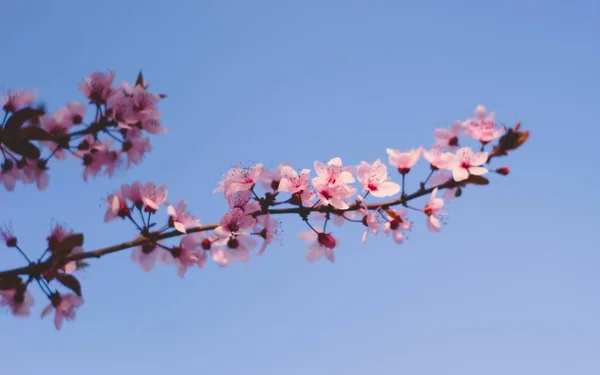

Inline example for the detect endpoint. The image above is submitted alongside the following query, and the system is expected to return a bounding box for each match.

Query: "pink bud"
[496,167,510,176]
[317,233,337,249]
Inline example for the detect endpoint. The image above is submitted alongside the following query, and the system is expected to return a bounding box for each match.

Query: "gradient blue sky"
[1,1,599,374]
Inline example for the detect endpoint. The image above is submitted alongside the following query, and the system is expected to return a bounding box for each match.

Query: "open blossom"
[19,159,50,191]
[278,166,315,205]
[214,164,264,197]
[140,182,168,213]
[132,242,166,272]
[0,287,34,317]
[227,190,260,215]
[122,128,152,167]
[312,157,356,210]
[1,159,18,191]
[79,70,114,104]
[354,207,379,247]
[441,147,488,182]
[41,292,84,330]
[162,233,207,278]
[215,207,256,237]
[383,209,412,244]
[386,147,423,174]
[464,105,505,143]
[2,89,36,112]
[424,188,445,232]
[433,121,462,149]
[356,159,401,198]
[167,200,199,233]
[261,163,290,191]
[104,185,132,222]
[298,229,337,263]
[423,147,451,169]
[255,215,279,255]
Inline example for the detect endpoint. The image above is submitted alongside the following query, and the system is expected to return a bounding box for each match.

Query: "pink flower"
[422,147,451,170]
[254,214,279,255]
[214,207,256,237]
[356,159,401,198]
[311,157,356,210]
[79,71,114,105]
[122,128,152,167]
[383,209,412,244]
[386,147,423,174]
[212,231,257,263]
[0,287,34,317]
[162,233,207,278]
[433,121,462,149]
[260,163,290,191]
[41,292,84,330]
[140,182,168,213]
[277,166,315,205]
[441,147,488,182]
[2,89,36,112]
[355,207,379,247]
[131,242,165,273]
[227,190,260,215]
[20,158,49,191]
[297,229,337,263]
[424,188,445,232]
[1,159,18,191]
[167,200,199,233]
[464,105,505,144]
[104,185,131,222]
[214,163,264,197]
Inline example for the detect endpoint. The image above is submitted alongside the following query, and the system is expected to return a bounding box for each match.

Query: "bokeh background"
[1,1,599,374]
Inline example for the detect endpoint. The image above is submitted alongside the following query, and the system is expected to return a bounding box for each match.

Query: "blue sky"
[1,1,599,374]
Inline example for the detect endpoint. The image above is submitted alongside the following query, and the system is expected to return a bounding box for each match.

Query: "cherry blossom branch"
[0,70,530,330]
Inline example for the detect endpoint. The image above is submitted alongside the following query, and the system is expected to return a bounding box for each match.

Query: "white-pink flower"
[464,105,505,143]
[214,164,264,197]
[140,182,168,213]
[41,292,84,330]
[441,147,488,182]
[424,188,445,232]
[311,157,356,210]
[0,288,34,317]
[297,229,337,263]
[383,209,412,244]
[167,200,199,233]
[278,166,315,205]
[433,121,462,149]
[356,159,401,198]
[386,147,423,174]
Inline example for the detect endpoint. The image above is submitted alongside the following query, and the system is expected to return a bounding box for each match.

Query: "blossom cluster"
[0,70,530,331]
[0,71,166,191]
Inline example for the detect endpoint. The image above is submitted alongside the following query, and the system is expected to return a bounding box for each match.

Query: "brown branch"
[0,178,461,279]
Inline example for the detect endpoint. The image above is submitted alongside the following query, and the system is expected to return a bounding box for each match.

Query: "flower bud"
[317,232,337,249]
[496,167,510,176]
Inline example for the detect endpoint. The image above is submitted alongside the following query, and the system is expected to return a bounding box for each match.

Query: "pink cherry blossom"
[122,128,152,167]
[433,121,462,149]
[19,158,50,191]
[277,166,315,205]
[167,200,198,233]
[354,207,379,247]
[297,229,337,263]
[386,147,423,174]
[41,292,84,330]
[162,233,207,278]
[131,243,166,273]
[464,105,505,144]
[2,89,36,112]
[356,159,401,198]
[0,160,18,191]
[104,185,131,222]
[423,147,451,169]
[441,147,488,182]
[227,190,260,215]
[261,163,290,191]
[311,158,356,210]
[215,207,256,238]
[255,214,279,255]
[214,163,264,197]
[383,209,412,244]
[79,70,114,105]
[424,188,445,232]
[0,287,34,317]
[140,182,168,213]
